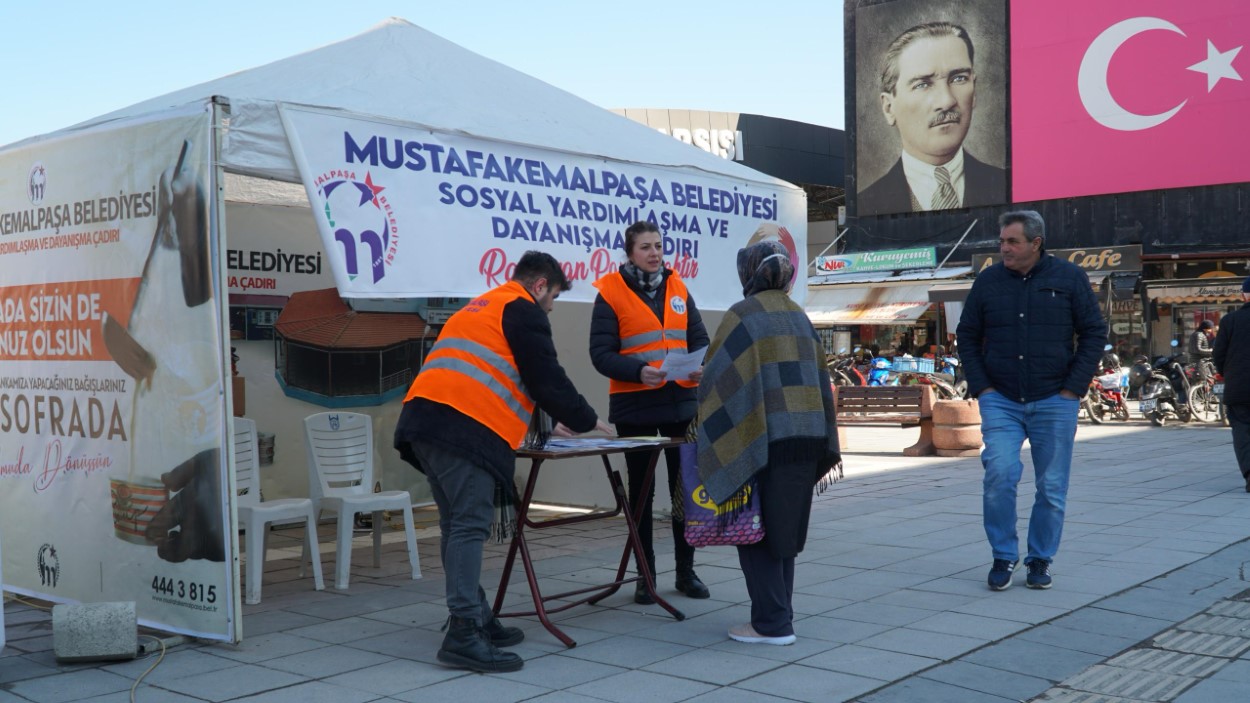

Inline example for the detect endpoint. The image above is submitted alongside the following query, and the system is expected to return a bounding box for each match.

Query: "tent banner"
[281,106,808,309]
[0,108,238,642]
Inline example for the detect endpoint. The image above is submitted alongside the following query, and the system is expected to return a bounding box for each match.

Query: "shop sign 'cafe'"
[972,245,1142,273]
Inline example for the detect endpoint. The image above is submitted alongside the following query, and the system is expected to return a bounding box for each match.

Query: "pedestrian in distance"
[1212,278,1250,493]
[1189,319,1215,381]
[589,221,711,604]
[956,210,1106,591]
[394,250,612,673]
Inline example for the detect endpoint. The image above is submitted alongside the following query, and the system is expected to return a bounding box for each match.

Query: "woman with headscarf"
[697,240,840,645]
[589,221,711,603]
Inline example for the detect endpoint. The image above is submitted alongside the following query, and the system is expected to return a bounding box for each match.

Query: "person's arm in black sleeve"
[1214,318,1232,375]
[503,297,598,432]
[955,279,992,397]
[588,294,648,383]
[686,293,709,352]
[1064,270,1109,396]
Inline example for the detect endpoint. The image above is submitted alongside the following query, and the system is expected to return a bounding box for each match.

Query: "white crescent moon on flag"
[1078,17,1188,131]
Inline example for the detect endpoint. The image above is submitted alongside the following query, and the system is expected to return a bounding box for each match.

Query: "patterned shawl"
[696,287,841,504]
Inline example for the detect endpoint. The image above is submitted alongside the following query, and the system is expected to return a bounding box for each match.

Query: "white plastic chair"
[303,412,420,589]
[234,417,324,604]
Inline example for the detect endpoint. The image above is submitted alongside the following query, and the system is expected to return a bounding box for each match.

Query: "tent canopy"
[16,18,797,192]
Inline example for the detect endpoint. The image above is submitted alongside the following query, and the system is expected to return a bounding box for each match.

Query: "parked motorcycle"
[938,355,968,399]
[867,357,897,386]
[1083,346,1130,423]
[828,347,868,387]
[1140,340,1193,426]
[1127,354,1152,401]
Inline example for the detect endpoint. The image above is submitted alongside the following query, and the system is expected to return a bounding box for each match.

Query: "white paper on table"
[658,347,707,381]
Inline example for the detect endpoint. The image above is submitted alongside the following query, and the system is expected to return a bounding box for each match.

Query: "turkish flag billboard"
[1012,0,1249,202]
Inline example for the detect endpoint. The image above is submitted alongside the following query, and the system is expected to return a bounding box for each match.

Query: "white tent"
[19,18,795,192]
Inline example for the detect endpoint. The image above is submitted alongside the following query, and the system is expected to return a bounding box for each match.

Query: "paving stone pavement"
[4,420,1250,702]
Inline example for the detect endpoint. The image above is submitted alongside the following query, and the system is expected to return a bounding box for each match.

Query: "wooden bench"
[832,385,936,456]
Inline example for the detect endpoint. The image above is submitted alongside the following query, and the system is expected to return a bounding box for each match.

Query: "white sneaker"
[728,622,796,646]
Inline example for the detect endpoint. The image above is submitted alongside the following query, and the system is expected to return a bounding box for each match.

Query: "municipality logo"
[315,170,398,285]
[37,543,60,588]
[28,162,47,204]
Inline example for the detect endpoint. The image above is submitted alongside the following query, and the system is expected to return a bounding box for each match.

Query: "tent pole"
[935,220,979,271]
[209,98,243,645]
[808,227,848,269]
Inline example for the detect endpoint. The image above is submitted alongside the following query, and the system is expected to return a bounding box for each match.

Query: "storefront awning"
[928,281,972,303]
[1147,281,1245,304]
[806,284,934,325]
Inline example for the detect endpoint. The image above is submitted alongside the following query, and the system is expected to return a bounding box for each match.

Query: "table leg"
[592,449,685,622]
[492,458,540,618]
[495,448,685,648]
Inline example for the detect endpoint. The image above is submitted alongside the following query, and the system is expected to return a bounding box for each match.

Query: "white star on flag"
[1187,40,1242,92]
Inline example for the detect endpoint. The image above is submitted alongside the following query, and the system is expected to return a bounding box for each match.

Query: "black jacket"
[589,269,709,425]
[956,254,1107,402]
[1214,303,1250,405]
[394,293,598,484]
[857,151,1007,217]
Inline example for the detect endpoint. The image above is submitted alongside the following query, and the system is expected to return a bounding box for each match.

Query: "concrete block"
[52,602,137,662]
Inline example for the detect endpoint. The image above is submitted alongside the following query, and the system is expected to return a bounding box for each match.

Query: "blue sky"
[1,0,843,146]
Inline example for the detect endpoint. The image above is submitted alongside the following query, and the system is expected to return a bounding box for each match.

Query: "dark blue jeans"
[978,391,1079,565]
[409,440,497,622]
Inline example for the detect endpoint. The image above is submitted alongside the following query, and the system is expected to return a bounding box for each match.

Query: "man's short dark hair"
[512,250,571,292]
[879,21,975,95]
[999,210,1046,242]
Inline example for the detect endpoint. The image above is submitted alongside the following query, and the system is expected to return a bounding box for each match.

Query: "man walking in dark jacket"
[957,211,1106,591]
[1212,279,1250,493]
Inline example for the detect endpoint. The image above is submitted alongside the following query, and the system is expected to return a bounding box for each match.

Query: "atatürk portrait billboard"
[854,0,1008,217]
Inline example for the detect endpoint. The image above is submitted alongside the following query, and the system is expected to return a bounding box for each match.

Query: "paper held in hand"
[658,347,707,381]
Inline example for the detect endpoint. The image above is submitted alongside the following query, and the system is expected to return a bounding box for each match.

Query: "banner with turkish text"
[0,108,237,642]
[1012,0,1250,201]
[281,106,808,309]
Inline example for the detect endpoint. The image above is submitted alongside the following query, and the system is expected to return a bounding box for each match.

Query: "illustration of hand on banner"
[100,139,225,563]
[145,448,225,562]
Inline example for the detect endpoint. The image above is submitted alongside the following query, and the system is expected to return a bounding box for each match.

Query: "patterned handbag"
[679,442,765,547]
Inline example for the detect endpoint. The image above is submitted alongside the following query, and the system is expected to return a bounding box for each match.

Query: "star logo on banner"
[355,172,386,206]
[1187,40,1243,92]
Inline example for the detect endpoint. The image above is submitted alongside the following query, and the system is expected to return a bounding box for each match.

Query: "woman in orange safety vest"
[589,221,711,604]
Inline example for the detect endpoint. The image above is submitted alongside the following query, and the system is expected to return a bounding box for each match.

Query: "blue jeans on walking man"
[978,392,1080,565]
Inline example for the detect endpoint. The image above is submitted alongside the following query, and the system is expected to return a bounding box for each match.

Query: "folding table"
[491,438,687,647]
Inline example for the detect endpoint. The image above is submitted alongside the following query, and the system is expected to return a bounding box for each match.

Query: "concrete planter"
[932,399,983,457]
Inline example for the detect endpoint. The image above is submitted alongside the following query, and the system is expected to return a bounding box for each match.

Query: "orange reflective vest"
[404,281,535,448]
[594,271,698,394]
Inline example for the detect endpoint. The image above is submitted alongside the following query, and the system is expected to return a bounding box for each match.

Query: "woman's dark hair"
[623,220,661,256]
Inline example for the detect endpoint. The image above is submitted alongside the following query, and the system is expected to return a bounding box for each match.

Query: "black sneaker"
[987,559,1017,591]
[1026,560,1052,589]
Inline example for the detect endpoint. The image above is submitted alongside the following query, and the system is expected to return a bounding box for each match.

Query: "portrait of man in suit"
[857,16,1007,217]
